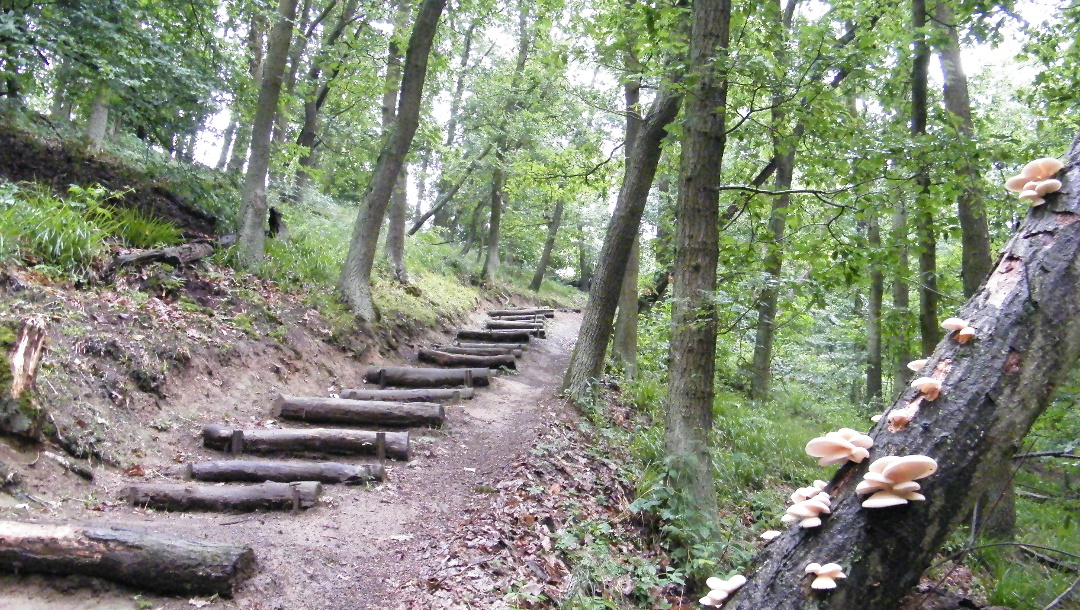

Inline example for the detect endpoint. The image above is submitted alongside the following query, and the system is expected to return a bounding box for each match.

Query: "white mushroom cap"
[870,413,882,422]
[957,327,976,344]
[941,317,968,331]
[907,358,928,371]
[861,490,910,508]
[805,429,874,465]
[1004,174,1030,192]
[805,562,847,589]
[1034,179,1062,196]
[1019,190,1045,206]
[882,455,938,481]
[909,377,942,400]
[760,530,781,541]
[858,455,939,508]
[1022,157,1064,180]
[701,574,746,605]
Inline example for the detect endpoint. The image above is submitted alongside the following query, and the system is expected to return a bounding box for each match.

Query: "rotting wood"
[456,330,534,343]
[430,345,523,358]
[0,520,255,597]
[417,348,516,369]
[273,394,445,427]
[203,424,410,460]
[364,365,491,388]
[188,460,384,485]
[108,242,215,272]
[455,341,528,350]
[339,387,474,402]
[8,316,46,400]
[487,308,554,317]
[127,480,322,512]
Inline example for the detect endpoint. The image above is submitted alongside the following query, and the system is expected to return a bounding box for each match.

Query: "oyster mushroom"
[700,574,746,606]
[781,491,831,528]
[856,455,938,508]
[907,358,928,372]
[805,562,847,589]
[805,428,874,466]
[909,377,942,400]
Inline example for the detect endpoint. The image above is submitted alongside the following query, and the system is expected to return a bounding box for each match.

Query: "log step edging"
[187,460,384,485]
[203,424,410,460]
[431,344,523,358]
[487,308,555,317]
[339,387,475,401]
[457,330,535,343]
[273,394,445,428]
[364,365,491,388]
[417,348,516,370]
[0,519,255,597]
[126,481,322,513]
[455,341,528,350]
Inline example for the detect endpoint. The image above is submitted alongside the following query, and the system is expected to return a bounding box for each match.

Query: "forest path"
[0,310,581,610]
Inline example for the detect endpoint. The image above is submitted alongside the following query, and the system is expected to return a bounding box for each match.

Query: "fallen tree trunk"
[430,345,523,358]
[108,242,214,272]
[487,308,554,317]
[338,387,474,401]
[417,348,516,369]
[364,365,491,388]
[273,394,445,427]
[455,341,528,350]
[203,424,410,460]
[188,460,383,485]
[727,137,1080,609]
[127,481,321,512]
[485,320,544,331]
[0,520,255,597]
[456,330,534,343]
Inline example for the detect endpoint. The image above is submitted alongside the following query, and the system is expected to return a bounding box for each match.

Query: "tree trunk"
[383,0,415,284]
[665,0,730,522]
[409,143,495,234]
[0,520,255,597]
[417,349,516,369]
[202,424,410,460]
[273,394,445,427]
[339,387,474,401]
[444,19,476,150]
[529,199,564,290]
[867,210,884,402]
[726,131,1080,610]
[127,481,322,513]
[892,198,914,388]
[227,14,267,174]
[86,85,110,153]
[189,460,383,485]
[560,90,681,401]
[934,3,992,298]
[338,0,446,321]
[612,76,643,376]
[236,0,300,267]
[216,118,237,170]
[364,365,491,388]
[912,0,939,357]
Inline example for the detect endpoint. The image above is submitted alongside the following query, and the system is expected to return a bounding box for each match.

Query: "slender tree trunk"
[665,0,730,524]
[383,0,414,284]
[727,130,1080,610]
[560,89,681,400]
[912,0,939,357]
[414,153,430,222]
[409,143,494,234]
[867,210,884,402]
[934,3,992,298]
[86,85,110,152]
[576,221,593,290]
[216,119,238,170]
[270,0,313,191]
[612,76,643,376]
[482,164,505,285]
[339,0,446,320]
[50,59,69,120]
[432,20,477,231]
[236,0,300,267]
[229,15,267,174]
[892,198,913,388]
[529,199,564,291]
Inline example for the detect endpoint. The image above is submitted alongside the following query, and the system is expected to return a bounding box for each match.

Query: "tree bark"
[892,198,914,388]
[127,481,321,512]
[934,3,992,298]
[912,0,939,357]
[482,164,505,285]
[203,424,410,460]
[560,89,681,401]
[665,0,730,520]
[86,85,110,153]
[216,119,237,170]
[529,199,564,290]
[726,131,1080,610]
[273,394,445,427]
[0,520,255,597]
[363,365,491,388]
[338,0,446,321]
[867,210,884,401]
[339,387,474,401]
[236,0,300,267]
[417,349,516,369]
[612,72,643,376]
[383,0,415,284]
[228,14,267,174]
[189,460,383,485]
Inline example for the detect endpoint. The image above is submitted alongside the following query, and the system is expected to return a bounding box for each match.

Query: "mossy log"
[273,394,445,427]
[1,316,47,438]
[339,387,474,402]
[127,481,321,512]
[188,460,383,485]
[364,365,491,388]
[487,308,554,317]
[202,424,410,460]
[727,137,1080,609]
[430,345,523,358]
[0,520,255,597]
[456,330,534,343]
[417,348,516,369]
[455,341,528,350]
[109,242,215,271]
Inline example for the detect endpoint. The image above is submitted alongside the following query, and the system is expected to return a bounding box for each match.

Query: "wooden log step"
[486,320,544,331]
[487,308,555,317]
[455,341,529,350]
[0,520,255,597]
[203,424,410,460]
[187,460,383,485]
[431,344,523,358]
[487,313,545,322]
[364,365,491,388]
[418,348,516,370]
[457,330,533,343]
[273,394,445,428]
[127,481,321,513]
[339,387,475,402]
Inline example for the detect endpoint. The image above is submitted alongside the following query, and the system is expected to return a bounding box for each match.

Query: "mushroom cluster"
[942,317,976,345]
[805,428,874,465]
[782,487,831,528]
[805,562,847,589]
[909,376,943,400]
[1005,157,1064,206]
[856,455,939,508]
[791,480,828,503]
[700,574,746,606]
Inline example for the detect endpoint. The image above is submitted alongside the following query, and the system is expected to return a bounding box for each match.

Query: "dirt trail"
[0,311,580,610]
